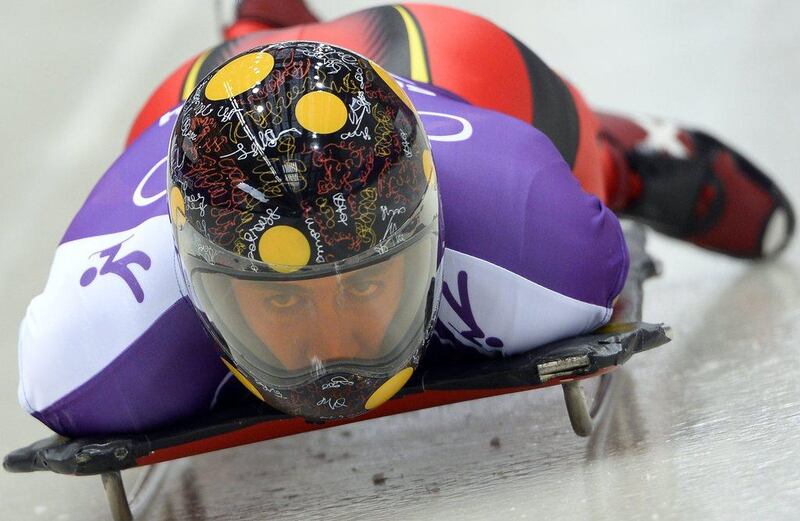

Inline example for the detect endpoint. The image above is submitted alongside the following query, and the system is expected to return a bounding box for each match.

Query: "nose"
[308,296,361,361]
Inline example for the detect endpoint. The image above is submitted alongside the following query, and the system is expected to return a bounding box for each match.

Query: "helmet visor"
[183,225,438,389]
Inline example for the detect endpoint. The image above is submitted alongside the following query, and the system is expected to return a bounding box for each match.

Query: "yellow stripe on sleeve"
[393,5,430,83]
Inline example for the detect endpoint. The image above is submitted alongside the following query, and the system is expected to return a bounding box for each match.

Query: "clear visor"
[182,224,438,389]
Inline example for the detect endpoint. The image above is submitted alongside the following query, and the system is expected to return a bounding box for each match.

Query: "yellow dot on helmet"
[258,225,311,273]
[221,358,264,401]
[365,367,414,410]
[422,149,435,184]
[369,60,415,110]
[205,51,275,101]
[169,186,186,228]
[294,91,348,134]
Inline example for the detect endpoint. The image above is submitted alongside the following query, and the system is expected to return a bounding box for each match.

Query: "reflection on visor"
[187,232,437,388]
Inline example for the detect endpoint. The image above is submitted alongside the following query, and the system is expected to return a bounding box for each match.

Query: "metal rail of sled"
[3,223,670,521]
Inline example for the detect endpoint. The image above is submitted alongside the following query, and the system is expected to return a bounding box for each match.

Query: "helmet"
[168,41,442,421]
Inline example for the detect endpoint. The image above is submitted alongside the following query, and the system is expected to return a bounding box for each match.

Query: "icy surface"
[1,1,799,520]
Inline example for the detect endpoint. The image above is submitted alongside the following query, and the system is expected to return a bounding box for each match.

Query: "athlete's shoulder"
[403,75,628,326]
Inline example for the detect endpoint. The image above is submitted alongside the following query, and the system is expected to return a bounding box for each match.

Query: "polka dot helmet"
[168,42,442,421]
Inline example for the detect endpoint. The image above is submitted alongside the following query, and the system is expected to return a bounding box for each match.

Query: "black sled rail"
[4,223,670,520]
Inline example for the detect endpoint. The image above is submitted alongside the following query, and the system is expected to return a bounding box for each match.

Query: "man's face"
[231,255,406,371]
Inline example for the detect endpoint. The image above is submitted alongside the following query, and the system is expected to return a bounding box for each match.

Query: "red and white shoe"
[599,112,794,259]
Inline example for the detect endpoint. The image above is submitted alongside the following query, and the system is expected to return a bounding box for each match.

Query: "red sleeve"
[126,54,199,146]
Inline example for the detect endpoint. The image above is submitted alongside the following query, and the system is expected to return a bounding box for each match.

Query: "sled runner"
[4,222,670,520]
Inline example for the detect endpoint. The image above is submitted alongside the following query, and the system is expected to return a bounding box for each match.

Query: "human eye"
[346,280,382,299]
[265,293,301,310]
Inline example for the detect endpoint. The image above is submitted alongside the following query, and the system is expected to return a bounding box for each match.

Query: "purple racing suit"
[17,76,628,436]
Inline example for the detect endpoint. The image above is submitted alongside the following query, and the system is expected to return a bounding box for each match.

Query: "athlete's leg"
[131,2,793,259]
[129,2,608,202]
[224,2,795,258]
[386,4,608,200]
[224,0,318,38]
[597,112,794,258]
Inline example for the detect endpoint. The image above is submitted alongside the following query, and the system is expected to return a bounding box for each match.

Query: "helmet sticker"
[257,225,311,273]
[294,91,349,134]
[205,51,275,101]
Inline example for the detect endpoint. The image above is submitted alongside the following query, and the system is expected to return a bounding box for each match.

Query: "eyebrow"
[258,283,311,296]
[342,259,393,284]
[241,257,395,295]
